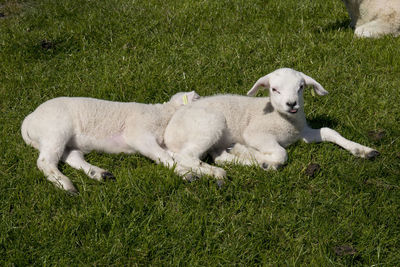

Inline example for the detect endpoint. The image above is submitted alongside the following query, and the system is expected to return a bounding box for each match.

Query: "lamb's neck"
[276,109,307,131]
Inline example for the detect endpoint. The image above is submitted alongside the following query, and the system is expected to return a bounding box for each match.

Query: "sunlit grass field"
[1,0,399,265]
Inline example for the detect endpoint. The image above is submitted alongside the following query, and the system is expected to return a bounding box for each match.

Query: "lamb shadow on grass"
[318,18,353,33]
[307,114,338,129]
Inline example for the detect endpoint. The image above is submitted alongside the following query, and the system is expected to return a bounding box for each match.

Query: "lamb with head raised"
[164,68,379,184]
[21,91,200,194]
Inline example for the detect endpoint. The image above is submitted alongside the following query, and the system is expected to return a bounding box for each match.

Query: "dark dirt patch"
[368,130,385,142]
[41,40,55,50]
[305,163,320,177]
[333,245,357,256]
[365,179,399,190]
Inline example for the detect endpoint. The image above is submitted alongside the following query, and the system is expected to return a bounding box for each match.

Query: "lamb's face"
[247,68,328,116]
[268,70,305,115]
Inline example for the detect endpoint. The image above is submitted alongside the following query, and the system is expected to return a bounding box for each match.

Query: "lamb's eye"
[272,88,280,94]
[299,85,304,91]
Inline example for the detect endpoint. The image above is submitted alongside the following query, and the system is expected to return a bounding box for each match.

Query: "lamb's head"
[247,68,328,115]
[168,91,201,107]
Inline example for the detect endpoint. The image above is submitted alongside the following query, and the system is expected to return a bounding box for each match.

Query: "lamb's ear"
[187,91,201,103]
[181,91,201,105]
[247,74,271,96]
[299,72,329,96]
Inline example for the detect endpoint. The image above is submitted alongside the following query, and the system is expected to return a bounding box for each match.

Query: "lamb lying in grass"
[164,68,379,184]
[342,0,400,37]
[21,91,199,194]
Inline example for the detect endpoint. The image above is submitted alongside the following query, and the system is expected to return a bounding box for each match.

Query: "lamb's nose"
[286,101,297,108]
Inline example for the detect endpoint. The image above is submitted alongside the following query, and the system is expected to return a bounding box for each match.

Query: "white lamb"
[342,0,400,37]
[164,68,379,184]
[21,91,200,194]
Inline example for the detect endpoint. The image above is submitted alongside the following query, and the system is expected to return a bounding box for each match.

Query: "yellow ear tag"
[311,89,316,97]
[182,94,188,105]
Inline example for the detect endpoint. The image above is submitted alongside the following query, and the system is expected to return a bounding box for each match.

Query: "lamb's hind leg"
[61,149,115,181]
[164,107,228,184]
[125,133,225,182]
[37,145,77,194]
[123,133,176,167]
[121,132,198,179]
[172,149,227,182]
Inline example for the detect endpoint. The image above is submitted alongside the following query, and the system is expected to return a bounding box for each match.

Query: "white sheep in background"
[21,91,200,194]
[342,0,400,37]
[164,68,379,184]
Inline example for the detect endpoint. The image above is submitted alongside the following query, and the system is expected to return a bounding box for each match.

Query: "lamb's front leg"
[242,132,288,170]
[211,146,255,166]
[301,127,379,159]
[354,20,393,38]
[212,144,278,169]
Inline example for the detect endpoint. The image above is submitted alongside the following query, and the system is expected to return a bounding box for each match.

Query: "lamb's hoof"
[101,171,116,181]
[216,179,225,188]
[262,163,268,170]
[262,162,284,170]
[366,150,380,159]
[67,187,79,196]
[184,173,198,183]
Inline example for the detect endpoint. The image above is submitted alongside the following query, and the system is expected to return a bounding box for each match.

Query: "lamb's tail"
[21,114,39,149]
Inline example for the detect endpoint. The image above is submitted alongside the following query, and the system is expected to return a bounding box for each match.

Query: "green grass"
[1,0,400,265]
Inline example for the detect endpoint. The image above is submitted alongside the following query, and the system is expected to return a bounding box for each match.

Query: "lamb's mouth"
[289,109,298,114]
